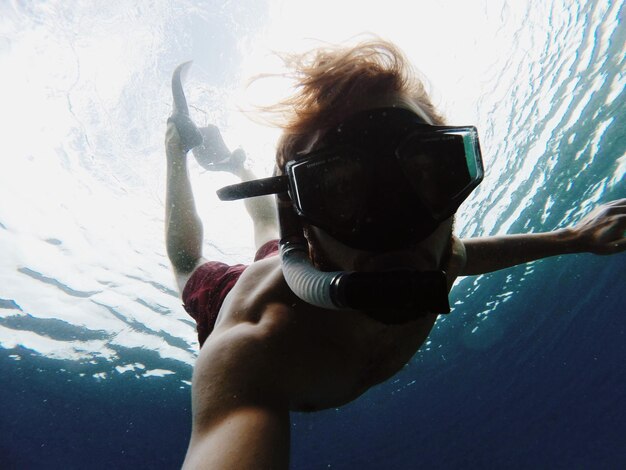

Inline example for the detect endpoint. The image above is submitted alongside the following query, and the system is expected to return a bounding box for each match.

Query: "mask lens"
[289,145,436,250]
[397,127,483,219]
[284,112,484,250]
[289,149,369,229]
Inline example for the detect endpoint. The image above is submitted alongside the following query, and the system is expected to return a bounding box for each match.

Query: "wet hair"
[261,38,454,262]
[262,38,446,170]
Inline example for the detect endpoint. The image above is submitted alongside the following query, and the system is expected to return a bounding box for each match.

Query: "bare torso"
[203,255,438,411]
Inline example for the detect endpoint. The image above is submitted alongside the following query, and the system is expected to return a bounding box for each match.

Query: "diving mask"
[218,107,484,250]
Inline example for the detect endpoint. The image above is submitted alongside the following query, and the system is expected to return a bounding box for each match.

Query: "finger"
[595,214,626,253]
[602,205,626,216]
[599,199,626,214]
[606,214,626,235]
[603,238,626,255]
[586,202,626,221]
[605,198,626,207]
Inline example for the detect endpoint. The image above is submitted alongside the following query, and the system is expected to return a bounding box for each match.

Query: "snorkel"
[276,192,451,323]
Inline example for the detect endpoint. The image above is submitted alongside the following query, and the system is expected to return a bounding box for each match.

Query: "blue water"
[1,0,625,468]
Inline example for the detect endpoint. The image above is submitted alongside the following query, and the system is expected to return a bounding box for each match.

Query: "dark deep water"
[1,0,625,468]
[2,253,625,468]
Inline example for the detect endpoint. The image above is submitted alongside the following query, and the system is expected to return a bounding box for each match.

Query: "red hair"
[258,39,446,170]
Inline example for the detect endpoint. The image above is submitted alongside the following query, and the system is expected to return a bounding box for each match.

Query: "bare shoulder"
[212,255,293,331]
[236,254,285,295]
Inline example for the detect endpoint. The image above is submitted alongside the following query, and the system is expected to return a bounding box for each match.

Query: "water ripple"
[17,267,101,298]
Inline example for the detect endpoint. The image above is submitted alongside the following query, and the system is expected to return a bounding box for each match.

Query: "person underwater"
[163,40,626,469]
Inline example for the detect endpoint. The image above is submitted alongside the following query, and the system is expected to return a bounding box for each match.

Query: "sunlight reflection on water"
[0,0,623,388]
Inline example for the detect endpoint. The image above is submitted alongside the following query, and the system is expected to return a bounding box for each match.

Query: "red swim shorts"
[182,239,279,347]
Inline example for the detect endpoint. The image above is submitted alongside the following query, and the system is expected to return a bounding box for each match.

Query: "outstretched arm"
[461,199,626,276]
[183,308,292,470]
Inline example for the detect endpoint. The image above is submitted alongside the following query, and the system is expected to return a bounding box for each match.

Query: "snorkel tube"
[169,61,203,152]
[277,192,451,323]
[277,192,341,309]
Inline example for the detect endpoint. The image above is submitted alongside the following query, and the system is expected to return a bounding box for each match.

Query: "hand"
[443,235,467,291]
[568,199,626,255]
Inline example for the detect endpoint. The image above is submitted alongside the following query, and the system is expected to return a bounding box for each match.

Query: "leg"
[194,126,279,250]
[165,123,206,293]
[233,161,279,250]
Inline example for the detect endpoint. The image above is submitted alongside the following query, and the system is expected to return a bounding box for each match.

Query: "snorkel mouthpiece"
[169,61,203,152]
[332,270,450,322]
[280,239,450,322]
[278,196,450,323]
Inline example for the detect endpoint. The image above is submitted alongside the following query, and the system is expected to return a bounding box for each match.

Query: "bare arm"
[461,230,576,275]
[461,199,626,276]
[183,406,289,470]
[183,310,291,470]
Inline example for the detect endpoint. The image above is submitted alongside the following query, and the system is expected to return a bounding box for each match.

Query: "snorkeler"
[164,41,626,469]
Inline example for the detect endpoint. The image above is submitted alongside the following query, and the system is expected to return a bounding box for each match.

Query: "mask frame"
[218,107,484,251]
